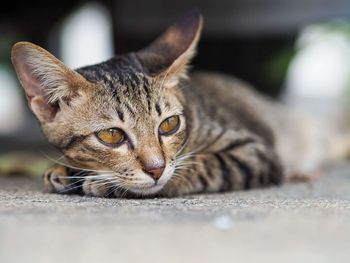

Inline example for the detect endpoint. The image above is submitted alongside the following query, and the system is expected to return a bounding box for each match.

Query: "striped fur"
[13,10,286,198]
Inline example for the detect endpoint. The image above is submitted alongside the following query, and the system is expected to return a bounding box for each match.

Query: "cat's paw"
[43,165,72,193]
[82,178,113,197]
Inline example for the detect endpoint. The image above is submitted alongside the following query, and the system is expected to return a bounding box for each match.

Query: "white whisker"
[44,154,113,174]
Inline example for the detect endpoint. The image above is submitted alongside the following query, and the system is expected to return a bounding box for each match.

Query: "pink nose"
[143,165,165,181]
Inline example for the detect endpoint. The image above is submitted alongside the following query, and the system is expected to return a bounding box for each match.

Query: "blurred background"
[1,3,350,261]
[1,0,350,158]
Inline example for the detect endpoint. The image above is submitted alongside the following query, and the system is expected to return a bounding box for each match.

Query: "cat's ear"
[137,9,203,86]
[11,42,87,123]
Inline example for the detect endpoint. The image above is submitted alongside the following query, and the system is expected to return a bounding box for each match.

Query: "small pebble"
[213,215,235,230]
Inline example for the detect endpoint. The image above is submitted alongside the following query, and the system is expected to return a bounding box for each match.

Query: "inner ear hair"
[11,42,87,122]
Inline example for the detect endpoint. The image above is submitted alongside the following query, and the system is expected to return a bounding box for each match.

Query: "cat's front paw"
[82,178,114,197]
[43,165,74,194]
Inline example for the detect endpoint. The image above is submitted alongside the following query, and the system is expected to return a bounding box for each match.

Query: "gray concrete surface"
[0,164,350,263]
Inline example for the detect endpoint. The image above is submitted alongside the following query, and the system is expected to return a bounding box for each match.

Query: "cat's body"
[40,70,284,197]
[165,72,284,195]
[11,10,348,198]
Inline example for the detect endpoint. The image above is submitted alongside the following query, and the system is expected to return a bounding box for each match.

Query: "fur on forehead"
[65,67,184,132]
[76,55,184,109]
[87,71,184,118]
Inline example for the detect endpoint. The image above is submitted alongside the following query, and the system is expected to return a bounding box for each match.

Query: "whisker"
[59,175,114,193]
[111,181,130,197]
[121,187,130,198]
[55,174,113,180]
[175,136,191,157]
[44,155,113,174]
[179,161,199,167]
[171,172,188,182]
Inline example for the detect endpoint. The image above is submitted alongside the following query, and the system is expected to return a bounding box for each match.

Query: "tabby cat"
[11,10,348,197]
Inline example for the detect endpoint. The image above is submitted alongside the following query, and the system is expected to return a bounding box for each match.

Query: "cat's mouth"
[115,166,174,196]
[127,174,171,195]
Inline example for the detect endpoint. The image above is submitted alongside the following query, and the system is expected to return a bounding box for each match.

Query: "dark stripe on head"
[164,100,171,109]
[117,110,125,122]
[143,85,152,112]
[124,102,136,116]
[214,153,233,191]
[155,103,162,116]
[143,83,150,96]
[147,98,151,112]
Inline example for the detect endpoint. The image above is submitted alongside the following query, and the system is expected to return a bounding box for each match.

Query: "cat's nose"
[139,147,165,181]
[143,165,165,181]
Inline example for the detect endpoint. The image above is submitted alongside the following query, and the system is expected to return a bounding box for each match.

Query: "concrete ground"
[0,164,349,263]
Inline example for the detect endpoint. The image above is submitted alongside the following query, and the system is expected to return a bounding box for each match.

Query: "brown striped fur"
[12,10,288,197]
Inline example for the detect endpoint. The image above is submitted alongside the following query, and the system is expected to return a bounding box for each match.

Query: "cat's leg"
[43,165,82,194]
[162,141,284,197]
[44,165,115,197]
[215,142,284,190]
[81,178,115,197]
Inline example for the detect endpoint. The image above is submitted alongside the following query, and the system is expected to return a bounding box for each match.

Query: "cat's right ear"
[11,42,87,123]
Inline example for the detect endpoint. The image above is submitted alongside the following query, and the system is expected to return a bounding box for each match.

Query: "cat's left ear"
[136,9,203,87]
[11,42,87,123]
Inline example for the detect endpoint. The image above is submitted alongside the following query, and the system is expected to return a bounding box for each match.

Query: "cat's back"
[187,71,281,144]
[188,71,277,118]
[188,71,334,175]
[190,71,254,97]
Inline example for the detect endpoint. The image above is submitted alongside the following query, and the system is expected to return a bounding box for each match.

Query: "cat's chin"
[127,183,165,196]
[126,167,174,196]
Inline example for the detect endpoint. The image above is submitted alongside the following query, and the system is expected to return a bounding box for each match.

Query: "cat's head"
[11,9,202,195]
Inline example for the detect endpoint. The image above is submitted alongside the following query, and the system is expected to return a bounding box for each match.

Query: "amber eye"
[96,128,125,146]
[159,115,180,136]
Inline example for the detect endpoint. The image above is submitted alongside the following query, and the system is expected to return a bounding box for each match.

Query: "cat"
[11,10,350,197]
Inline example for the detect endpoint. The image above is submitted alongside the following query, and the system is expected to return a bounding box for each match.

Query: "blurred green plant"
[0,35,16,64]
[264,47,296,87]
[321,20,350,38]
[0,152,54,177]
[264,20,350,98]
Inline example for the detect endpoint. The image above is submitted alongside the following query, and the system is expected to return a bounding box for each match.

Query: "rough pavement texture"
[0,164,349,263]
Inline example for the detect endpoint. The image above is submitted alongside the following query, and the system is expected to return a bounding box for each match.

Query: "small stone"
[213,215,234,230]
